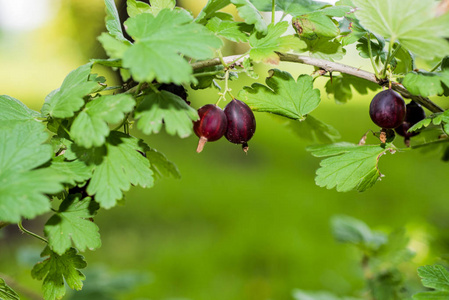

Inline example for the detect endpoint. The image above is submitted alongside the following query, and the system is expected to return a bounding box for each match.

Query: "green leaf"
[402,71,449,97]
[392,46,414,74]
[413,291,449,300]
[330,215,386,249]
[231,0,267,33]
[71,94,135,148]
[249,0,324,14]
[127,0,175,17]
[196,0,231,23]
[32,247,87,300]
[0,95,41,123]
[341,18,366,46]
[356,36,387,60]
[0,122,65,223]
[91,58,123,68]
[206,17,251,43]
[45,195,101,255]
[41,63,100,118]
[417,265,449,291]
[146,148,181,180]
[307,143,394,192]
[293,12,339,39]
[97,33,131,59]
[127,0,152,17]
[104,0,128,42]
[249,21,305,63]
[303,37,345,61]
[239,69,320,120]
[353,0,449,59]
[48,160,93,186]
[135,90,198,138]
[0,278,20,300]
[286,115,340,143]
[122,10,222,84]
[325,73,379,104]
[320,5,352,17]
[280,0,324,16]
[78,132,154,209]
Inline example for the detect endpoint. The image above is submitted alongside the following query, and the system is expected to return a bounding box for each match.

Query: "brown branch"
[191,52,444,113]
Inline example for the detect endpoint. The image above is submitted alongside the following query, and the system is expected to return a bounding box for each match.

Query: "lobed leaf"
[196,0,231,23]
[230,0,267,33]
[75,132,154,209]
[45,195,101,255]
[0,121,65,223]
[402,71,449,97]
[417,265,449,291]
[127,0,175,17]
[206,17,251,43]
[48,160,93,186]
[32,247,87,300]
[0,95,41,123]
[307,143,395,192]
[240,69,320,120]
[122,9,222,84]
[135,90,198,138]
[249,21,305,63]
[97,33,131,59]
[41,63,100,118]
[71,94,135,148]
[353,0,449,59]
[293,12,339,39]
[146,148,181,180]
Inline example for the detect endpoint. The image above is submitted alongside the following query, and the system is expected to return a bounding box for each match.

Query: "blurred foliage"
[1,1,449,300]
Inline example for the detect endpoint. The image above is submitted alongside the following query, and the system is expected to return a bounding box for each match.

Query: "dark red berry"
[224,99,256,153]
[159,83,190,105]
[369,89,406,129]
[395,101,426,139]
[193,104,227,153]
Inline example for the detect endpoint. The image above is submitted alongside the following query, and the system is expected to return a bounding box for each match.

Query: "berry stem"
[216,69,235,105]
[271,0,276,24]
[196,136,208,153]
[17,221,48,244]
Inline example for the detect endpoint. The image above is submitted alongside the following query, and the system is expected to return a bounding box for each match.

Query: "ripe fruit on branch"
[224,99,256,153]
[193,104,227,153]
[394,101,426,145]
[369,89,406,129]
[159,83,190,105]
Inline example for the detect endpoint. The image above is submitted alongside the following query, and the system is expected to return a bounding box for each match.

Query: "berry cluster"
[193,99,256,153]
[369,89,426,145]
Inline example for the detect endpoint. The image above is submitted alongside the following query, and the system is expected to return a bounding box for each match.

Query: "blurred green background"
[1,1,448,300]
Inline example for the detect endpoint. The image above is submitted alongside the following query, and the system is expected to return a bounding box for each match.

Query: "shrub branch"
[191,52,444,113]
